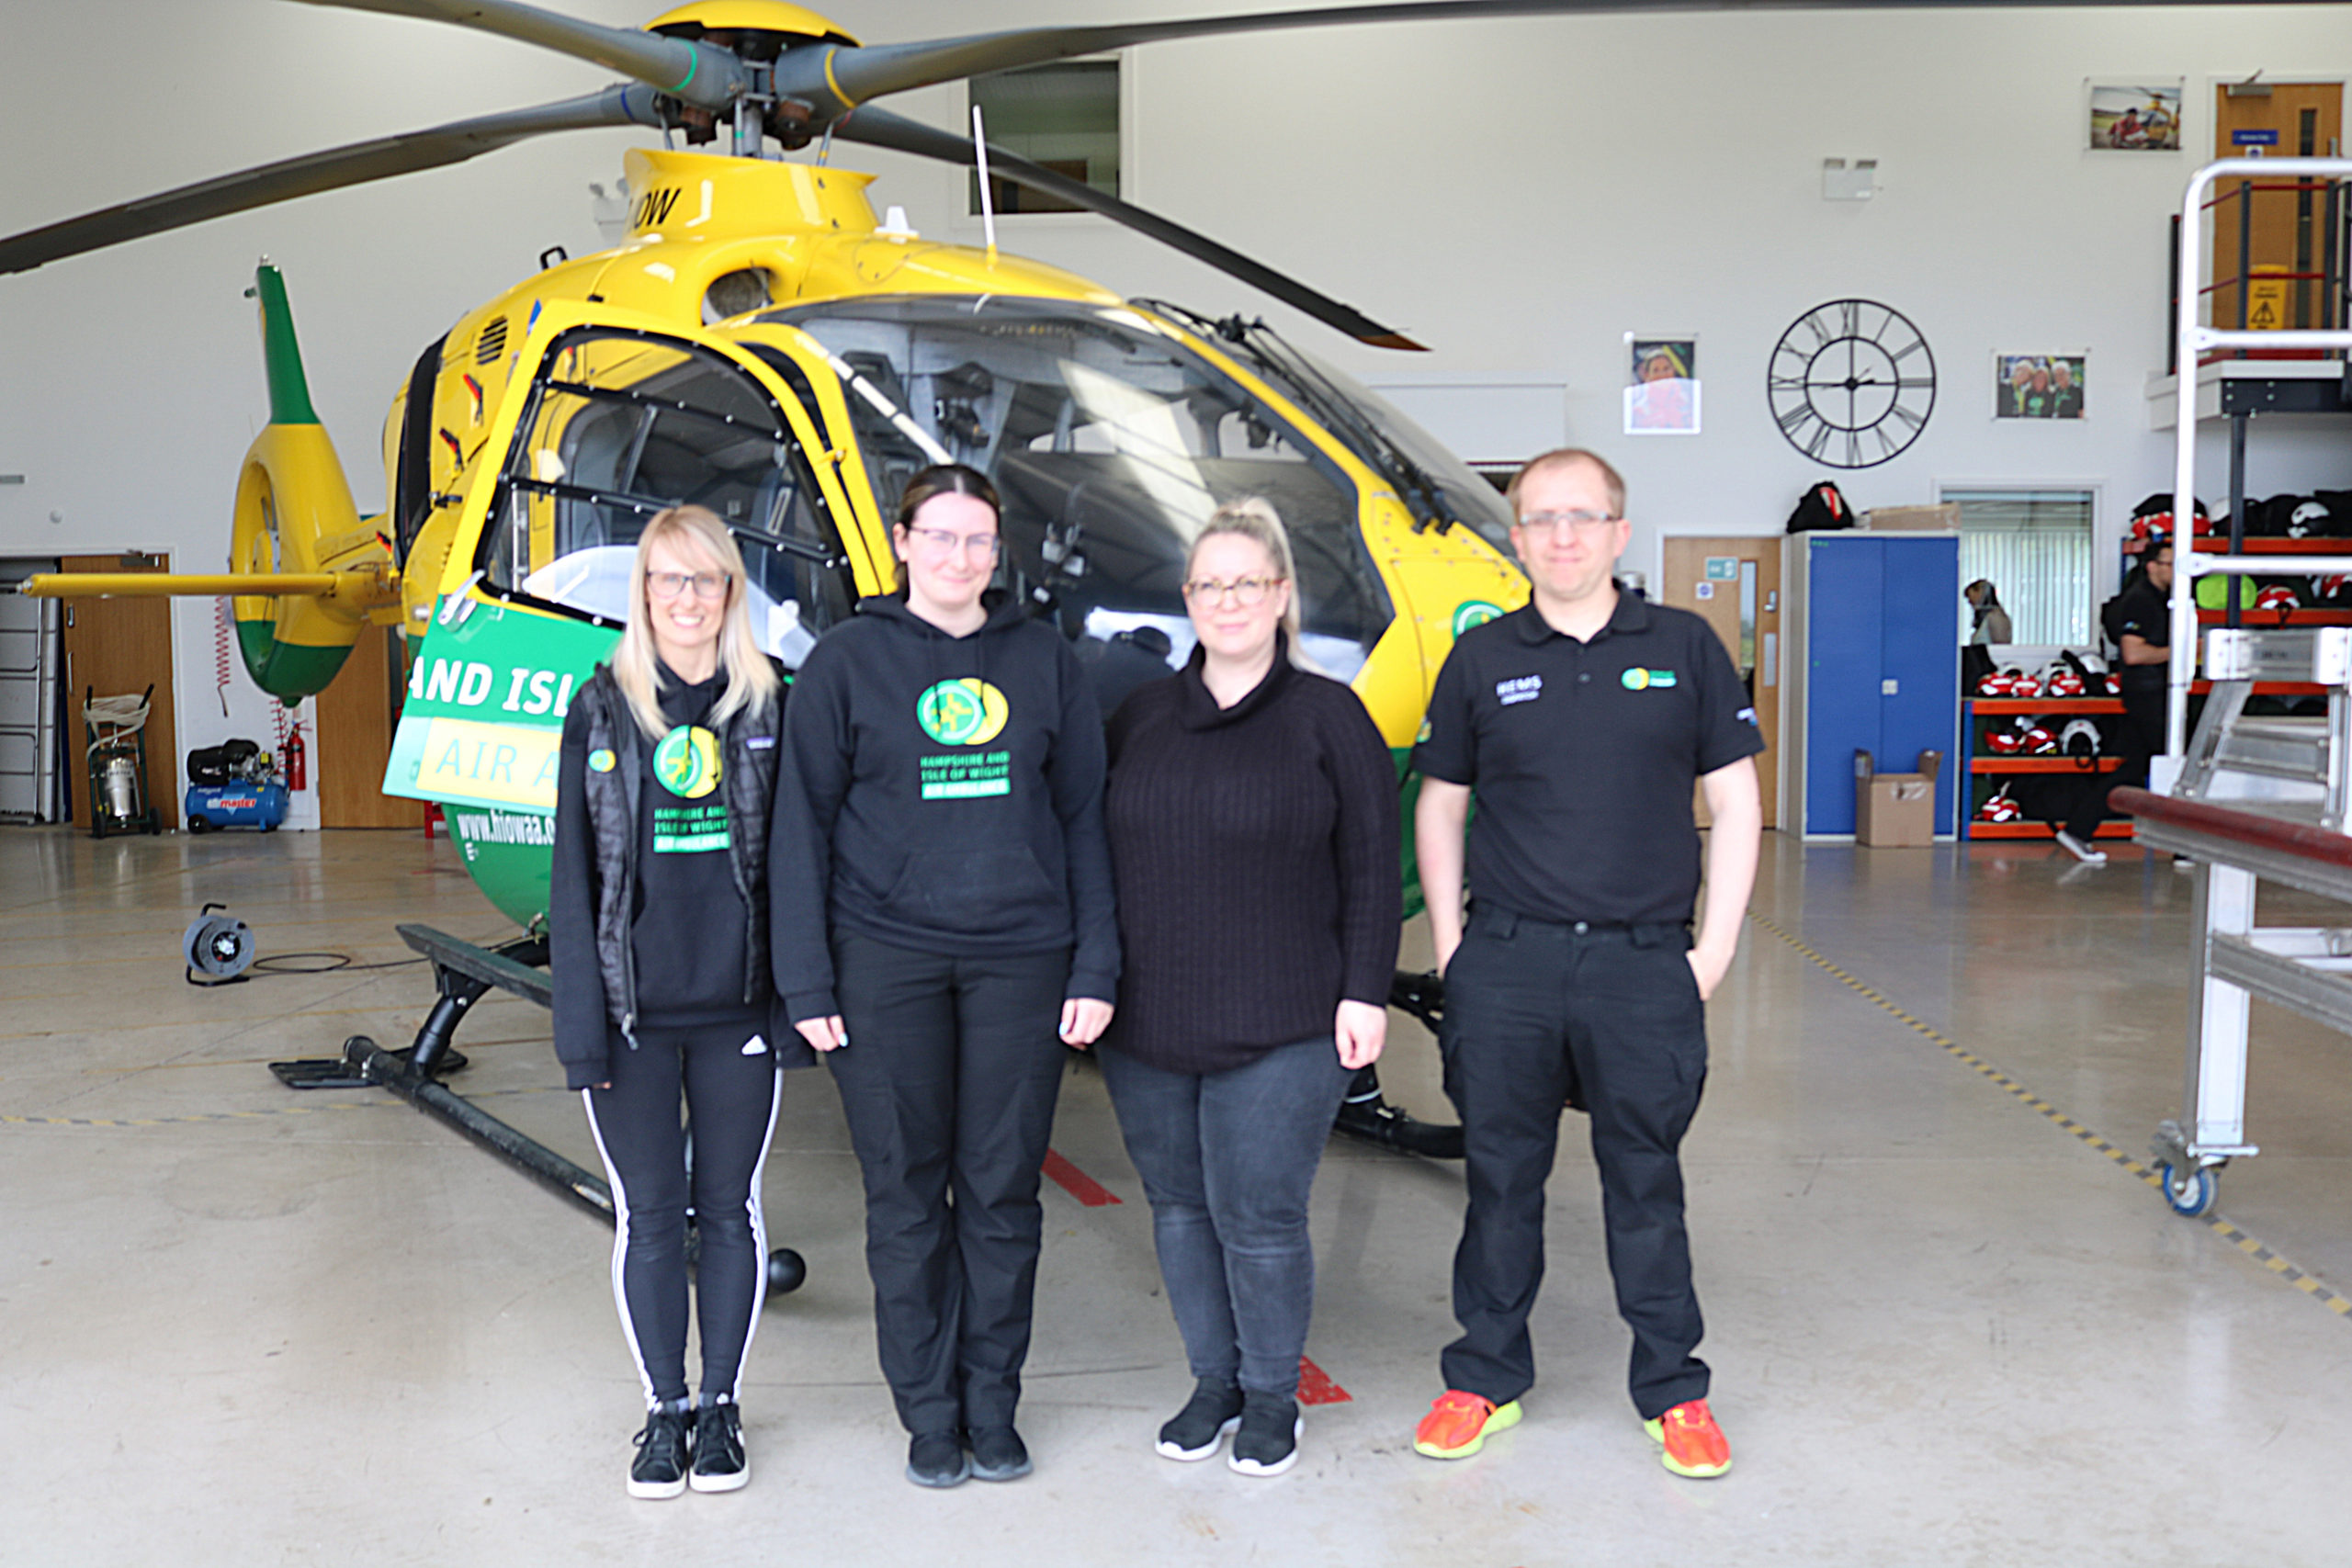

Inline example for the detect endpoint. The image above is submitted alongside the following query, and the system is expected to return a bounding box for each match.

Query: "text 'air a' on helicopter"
[6,0,1569,1190]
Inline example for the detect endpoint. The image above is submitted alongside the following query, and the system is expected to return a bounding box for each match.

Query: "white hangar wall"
[1,1,2346,767]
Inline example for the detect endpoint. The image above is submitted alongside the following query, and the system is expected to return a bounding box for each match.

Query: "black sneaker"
[628,1406,693,1499]
[966,1424,1032,1482]
[1155,1378,1244,1461]
[1228,1392,1302,1477]
[907,1429,971,1488]
[690,1401,748,1493]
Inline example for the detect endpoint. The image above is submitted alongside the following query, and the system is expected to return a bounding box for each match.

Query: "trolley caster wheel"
[2159,1161,2218,1218]
[766,1248,806,1295]
[187,815,210,834]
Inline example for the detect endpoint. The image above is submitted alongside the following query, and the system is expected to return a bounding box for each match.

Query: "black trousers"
[827,931,1071,1436]
[2064,688,2165,842]
[582,1017,785,1407]
[1437,905,1711,1421]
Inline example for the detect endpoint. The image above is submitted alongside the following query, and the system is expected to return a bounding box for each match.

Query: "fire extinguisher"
[283,723,307,792]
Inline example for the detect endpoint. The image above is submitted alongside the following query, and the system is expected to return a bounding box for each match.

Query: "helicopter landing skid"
[266,923,807,1296]
[1329,970,1467,1160]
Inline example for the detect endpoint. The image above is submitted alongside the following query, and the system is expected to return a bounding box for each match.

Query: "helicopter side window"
[773,298,1393,700]
[479,328,854,667]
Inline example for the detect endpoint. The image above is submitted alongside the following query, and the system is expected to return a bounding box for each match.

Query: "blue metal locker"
[1802,535,1960,836]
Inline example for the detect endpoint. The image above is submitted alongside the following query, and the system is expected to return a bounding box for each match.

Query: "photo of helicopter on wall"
[2087,81,2183,151]
[1624,336,1700,434]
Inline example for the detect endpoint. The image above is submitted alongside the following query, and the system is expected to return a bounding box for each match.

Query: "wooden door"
[2211,83,2344,334]
[1660,537,1781,828]
[59,552,178,830]
[314,626,422,829]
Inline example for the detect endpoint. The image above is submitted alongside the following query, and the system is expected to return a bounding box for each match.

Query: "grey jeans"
[1098,1036,1352,1397]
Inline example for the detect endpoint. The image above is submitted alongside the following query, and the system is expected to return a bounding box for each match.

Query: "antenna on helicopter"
[971,105,998,265]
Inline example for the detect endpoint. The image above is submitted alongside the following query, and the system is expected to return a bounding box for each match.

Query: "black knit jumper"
[1101,642,1401,1076]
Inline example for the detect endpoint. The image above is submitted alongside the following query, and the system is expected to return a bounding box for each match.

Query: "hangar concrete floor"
[5,822,2348,1566]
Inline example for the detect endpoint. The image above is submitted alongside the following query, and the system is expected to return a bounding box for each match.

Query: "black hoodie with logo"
[773,591,1119,1021]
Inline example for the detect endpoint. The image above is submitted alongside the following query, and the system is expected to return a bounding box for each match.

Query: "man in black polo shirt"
[1408,447,1762,1479]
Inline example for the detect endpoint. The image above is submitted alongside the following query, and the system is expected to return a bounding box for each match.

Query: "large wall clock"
[1768,299,1936,468]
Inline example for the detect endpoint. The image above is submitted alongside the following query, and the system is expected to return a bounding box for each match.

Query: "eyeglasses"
[902,525,1002,560]
[1516,510,1622,537]
[648,570,730,600]
[1182,576,1285,606]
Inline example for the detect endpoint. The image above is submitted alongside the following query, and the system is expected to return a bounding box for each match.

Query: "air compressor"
[184,739,289,832]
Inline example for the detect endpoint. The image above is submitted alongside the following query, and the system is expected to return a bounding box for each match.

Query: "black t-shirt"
[631,664,752,1023]
[1412,594,1765,927]
[2103,580,2170,697]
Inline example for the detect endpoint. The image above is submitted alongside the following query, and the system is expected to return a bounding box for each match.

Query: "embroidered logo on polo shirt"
[1495,675,1543,705]
[1736,706,1758,726]
[1621,668,1679,691]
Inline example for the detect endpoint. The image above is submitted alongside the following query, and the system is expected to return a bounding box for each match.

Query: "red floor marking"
[1296,1356,1351,1405]
[1041,1148,1120,1206]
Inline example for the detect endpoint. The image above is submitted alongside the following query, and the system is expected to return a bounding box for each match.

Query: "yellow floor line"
[1747,909,2352,1323]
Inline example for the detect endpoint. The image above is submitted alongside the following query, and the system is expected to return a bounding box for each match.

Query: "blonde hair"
[609,505,779,740]
[1192,496,1304,651]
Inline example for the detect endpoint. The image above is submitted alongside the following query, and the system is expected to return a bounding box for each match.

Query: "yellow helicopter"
[12,0,1541,931]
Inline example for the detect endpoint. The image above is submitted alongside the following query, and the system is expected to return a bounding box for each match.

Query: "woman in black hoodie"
[776,464,1117,1488]
[548,504,808,1499]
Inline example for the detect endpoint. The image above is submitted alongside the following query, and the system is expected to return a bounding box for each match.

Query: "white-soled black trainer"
[628,1406,693,1500]
[1155,1378,1245,1461]
[690,1401,748,1493]
[1227,1393,1302,1477]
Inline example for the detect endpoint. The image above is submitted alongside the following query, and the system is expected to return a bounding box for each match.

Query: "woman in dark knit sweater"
[1100,497,1401,1477]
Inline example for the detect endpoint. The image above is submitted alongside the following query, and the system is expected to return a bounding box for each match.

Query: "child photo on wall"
[1625,336,1700,434]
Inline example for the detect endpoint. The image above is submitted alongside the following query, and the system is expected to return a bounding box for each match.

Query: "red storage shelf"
[1970,757,2123,773]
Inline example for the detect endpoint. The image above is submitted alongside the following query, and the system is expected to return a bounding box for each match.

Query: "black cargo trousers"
[1437,902,1712,1421]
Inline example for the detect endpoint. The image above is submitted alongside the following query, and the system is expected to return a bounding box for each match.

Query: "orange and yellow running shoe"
[1412,1391,1522,1459]
[1643,1398,1732,1478]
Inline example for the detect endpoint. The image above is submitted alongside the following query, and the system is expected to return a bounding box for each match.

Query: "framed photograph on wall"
[2087,81,2183,151]
[1995,354,2086,420]
[1624,336,1700,434]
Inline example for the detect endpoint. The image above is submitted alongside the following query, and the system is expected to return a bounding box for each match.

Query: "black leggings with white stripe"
[582,1019,784,1407]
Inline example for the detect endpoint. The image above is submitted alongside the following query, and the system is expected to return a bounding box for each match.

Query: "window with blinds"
[1943,488,2096,647]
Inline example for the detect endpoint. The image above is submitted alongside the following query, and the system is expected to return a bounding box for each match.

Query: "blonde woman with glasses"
[1097,497,1400,1476]
[548,504,807,1499]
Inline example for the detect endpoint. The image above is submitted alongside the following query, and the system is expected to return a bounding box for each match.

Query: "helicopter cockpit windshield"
[477,328,854,666]
[754,297,1393,697]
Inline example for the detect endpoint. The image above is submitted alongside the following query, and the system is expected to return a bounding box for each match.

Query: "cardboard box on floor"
[1854,748,1943,845]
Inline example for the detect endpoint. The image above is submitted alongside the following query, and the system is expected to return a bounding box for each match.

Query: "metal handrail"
[2167,156,2352,756]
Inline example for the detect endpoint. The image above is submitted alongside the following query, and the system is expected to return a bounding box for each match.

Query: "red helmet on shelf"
[2256,583,2301,622]
[2023,724,2059,755]
[1986,725,2028,755]
[1978,787,2022,823]
[1977,671,2018,697]
[2045,669,2086,698]
[2009,672,2043,698]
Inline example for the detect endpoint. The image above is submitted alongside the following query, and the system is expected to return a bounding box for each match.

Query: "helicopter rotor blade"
[0,86,663,276]
[800,0,2345,113]
[287,0,749,110]
[831,106,1424,351]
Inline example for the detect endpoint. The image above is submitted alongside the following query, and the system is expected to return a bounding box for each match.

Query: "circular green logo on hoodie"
[916,679,1010,746]
[651,726,721,798]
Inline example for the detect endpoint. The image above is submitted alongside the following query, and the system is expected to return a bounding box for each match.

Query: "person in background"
[1965,581,2014,645]
[2058,541,2173,865]
[548,504,805,1500]
[775,463,1117,1489]
[1409,447,1762,1479]
[1098,498,1400,1478]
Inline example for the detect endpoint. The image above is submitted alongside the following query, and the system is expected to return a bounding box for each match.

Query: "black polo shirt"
[1412,593,1763,927]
